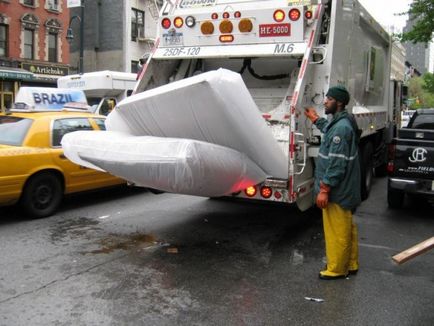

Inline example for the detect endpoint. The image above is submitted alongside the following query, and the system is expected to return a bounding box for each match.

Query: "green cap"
[326,85,350,105]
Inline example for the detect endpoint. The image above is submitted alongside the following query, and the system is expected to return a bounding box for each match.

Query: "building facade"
[0,0,70,110]
[68,0,159,74]
[403,17,432,75]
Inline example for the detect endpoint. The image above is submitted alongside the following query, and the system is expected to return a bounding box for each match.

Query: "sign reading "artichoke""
[21,63,69,76]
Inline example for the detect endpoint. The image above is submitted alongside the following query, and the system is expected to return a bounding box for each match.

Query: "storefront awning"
[0,67,34,81]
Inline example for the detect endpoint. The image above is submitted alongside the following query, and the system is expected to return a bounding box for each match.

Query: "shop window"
[0,24,7,57]
[131,8,144,42]
[48,32,57,62]
[24,28,34,59]
[0,81,14,111]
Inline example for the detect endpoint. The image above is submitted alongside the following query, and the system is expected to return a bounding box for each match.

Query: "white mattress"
[107,68,288,179]
[62,131,267,197]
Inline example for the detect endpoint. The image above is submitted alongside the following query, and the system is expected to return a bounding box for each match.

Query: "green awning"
[0,68,34,81]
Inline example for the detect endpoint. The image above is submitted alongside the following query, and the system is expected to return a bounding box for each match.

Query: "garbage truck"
[126,0,395,210]
[57,70,136,116]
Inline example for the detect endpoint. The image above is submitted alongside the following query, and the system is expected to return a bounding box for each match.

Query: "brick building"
[0,0,70,110]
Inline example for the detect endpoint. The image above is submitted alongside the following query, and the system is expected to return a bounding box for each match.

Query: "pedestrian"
[304,85,361,280]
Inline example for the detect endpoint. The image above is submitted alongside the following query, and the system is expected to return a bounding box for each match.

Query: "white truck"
[57,70,136,116]
[131,0,395,210]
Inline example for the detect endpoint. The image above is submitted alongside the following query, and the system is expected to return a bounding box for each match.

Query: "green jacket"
[314,111,361,210]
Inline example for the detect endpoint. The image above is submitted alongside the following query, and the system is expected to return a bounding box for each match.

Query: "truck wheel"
[360,143,373,200]
[387,184,404,209]
[20,172,63,218]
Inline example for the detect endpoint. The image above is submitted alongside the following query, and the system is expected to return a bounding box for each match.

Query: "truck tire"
[360,143,373,200]
[20,172,63,218]
[387,183,404,209]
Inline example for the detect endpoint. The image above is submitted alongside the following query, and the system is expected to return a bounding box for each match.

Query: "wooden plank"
[392,237,434,265]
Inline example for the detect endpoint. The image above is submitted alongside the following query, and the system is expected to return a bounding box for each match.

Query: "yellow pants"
[321,202,359,276]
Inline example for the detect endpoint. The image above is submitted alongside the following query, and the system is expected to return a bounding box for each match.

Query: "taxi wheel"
[20,172,63,218]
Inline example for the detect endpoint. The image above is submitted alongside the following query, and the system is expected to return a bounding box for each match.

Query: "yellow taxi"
[0,105,125,218]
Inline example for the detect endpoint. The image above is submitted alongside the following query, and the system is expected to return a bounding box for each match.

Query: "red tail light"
[260,186,273,198]
[289,9,301,21]
[305,10,313,19]
[387,143,396,175]
[387,162,395,174]
[161,18,171,29]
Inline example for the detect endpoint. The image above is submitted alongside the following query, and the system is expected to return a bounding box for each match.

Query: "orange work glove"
[304,107,319,123]
[316,181,331,209]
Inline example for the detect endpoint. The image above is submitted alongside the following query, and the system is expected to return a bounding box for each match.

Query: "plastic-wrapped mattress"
[62,69,288,197]
[61,131,267,197]
[107,68,288,178]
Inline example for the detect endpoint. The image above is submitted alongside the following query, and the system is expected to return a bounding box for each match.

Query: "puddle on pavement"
[82,233,165,255]
[50,216,101,243]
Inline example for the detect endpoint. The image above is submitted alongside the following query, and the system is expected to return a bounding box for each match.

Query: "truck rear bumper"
[389,178,434,196]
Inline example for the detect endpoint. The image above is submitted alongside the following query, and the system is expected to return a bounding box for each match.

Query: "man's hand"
[316,181,330,209]
[304,107,319,123]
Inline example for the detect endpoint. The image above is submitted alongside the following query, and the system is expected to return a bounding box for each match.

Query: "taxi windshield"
[0,116,33,146]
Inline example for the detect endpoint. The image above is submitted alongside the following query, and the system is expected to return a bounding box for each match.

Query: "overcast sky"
[359,0,412,32]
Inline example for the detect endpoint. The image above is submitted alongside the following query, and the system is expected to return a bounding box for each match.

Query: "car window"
[52,118,93,147]
[94,118,106,130]
[410,115,434,130]
[0,116,33,146]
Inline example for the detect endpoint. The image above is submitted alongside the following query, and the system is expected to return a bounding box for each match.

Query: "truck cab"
[57,70,136,116]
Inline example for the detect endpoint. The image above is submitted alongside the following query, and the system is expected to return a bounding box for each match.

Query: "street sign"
[67,0,82,8]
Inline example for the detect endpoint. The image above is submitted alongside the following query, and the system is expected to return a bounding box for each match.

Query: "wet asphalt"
[0,178,433,326]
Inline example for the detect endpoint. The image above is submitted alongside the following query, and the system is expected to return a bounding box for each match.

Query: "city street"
[0,177,433,326]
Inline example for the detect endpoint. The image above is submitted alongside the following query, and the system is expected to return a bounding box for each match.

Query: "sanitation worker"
[304,85,361,280]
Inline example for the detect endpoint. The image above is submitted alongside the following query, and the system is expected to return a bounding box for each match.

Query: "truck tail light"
[289,8,301,21]
[234,11,241,18]
[387,143,396,174]
[245,186,257,197]
[305,10,313,19]
[174,17,184,28]
[223,12,230,19]
[219,20,233,33]
[201,21,214,35]
[260,186,273,199]
[273,9,285,22]
[161,18,171,29]
[238,18,253,32]
[211,13,218,19]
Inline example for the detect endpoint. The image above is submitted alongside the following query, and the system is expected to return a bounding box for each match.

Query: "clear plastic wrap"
[62,131,267,197]
[106,68,288,178]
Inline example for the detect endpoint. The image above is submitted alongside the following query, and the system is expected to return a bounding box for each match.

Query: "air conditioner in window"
[137,30,150,42]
